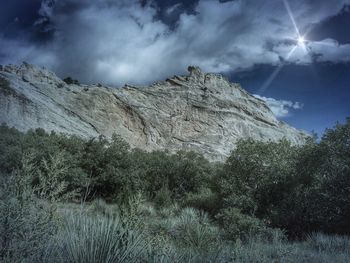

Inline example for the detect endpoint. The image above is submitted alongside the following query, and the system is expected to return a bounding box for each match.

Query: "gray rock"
[0,63,309,161]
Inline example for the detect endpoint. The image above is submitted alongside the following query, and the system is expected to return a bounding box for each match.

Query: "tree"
[218,138,298,221]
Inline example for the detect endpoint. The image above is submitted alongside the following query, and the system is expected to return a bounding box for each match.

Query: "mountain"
[0,63,308,161]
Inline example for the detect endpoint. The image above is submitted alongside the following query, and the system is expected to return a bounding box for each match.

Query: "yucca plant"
[163,208,224,260]
[171,208,219,248]
[56,212,146,263]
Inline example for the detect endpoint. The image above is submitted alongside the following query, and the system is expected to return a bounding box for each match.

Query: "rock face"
[0,63,308,161]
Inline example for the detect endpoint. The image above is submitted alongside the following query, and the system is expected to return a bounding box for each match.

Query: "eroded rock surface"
[0,63,308,161]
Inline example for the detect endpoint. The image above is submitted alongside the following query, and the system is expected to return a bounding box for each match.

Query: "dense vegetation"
[0,118,349,262]
[63,77,79,85]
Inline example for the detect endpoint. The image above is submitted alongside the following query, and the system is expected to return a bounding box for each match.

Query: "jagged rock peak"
[1,62,63,85]
[188,65,204,78]
[186,65,227,85]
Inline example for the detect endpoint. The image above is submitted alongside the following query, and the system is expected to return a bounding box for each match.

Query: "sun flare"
[297,36,305,45]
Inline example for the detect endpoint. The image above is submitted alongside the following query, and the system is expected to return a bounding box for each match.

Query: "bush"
[216,125,350,236]
[63,77,79,85]
[135,150,214,200]
[215,208,267,241]
[154,186,172,208]
[313,118,350,234]
[79,135,143,201]
[183,187,219,214]
[218,138,299,218]
[1,118,350,241]
[0,175,58,262]
[0,125,215,203]
[0,124,23,173]
[277,119,350,236]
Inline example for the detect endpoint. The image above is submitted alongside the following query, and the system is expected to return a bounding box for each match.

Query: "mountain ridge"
[0,62,308,161]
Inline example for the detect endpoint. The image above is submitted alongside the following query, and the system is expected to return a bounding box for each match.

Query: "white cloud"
[0,0,349,85]
[309,39,350,62]
[254,94,304,118]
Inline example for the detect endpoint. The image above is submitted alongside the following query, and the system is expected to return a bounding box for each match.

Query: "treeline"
[0,118,349,239]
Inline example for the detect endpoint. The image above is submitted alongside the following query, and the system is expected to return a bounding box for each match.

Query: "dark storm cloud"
[0,0,349,85]
[0,0,47,41]
[307,5,350,44]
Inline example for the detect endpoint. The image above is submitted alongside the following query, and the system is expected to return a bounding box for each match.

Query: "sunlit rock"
[0,63,309,161]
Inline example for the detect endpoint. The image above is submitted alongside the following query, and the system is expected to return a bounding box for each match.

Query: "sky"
[0,0,349,136]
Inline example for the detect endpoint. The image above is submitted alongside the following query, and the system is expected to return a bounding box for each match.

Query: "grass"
[2,193,350,263]
[56,201,349,263]
[231,236,350,263]
[305,232,350,254]
[1,178,350,263]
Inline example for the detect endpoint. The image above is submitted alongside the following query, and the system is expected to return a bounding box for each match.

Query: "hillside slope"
[0,63,308,161]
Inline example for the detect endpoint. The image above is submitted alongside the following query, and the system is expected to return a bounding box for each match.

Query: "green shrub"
[154,186,172,208]
[215,208,267,241]
[79,134,143,201]
[1,118,350,241]
[218,138,299,218]
[118,192,148,228]
[0,176,58,262]
[136,150,214,200]
[63,77,79,85]
[314,119,350,234]
[183,187,219,214]
[0,124,23,173]
[277,119,350,236]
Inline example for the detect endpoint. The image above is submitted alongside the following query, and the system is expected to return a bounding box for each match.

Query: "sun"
[297,36,305,45]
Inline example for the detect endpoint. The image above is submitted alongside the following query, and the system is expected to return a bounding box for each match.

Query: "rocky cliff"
[0,63,308,161]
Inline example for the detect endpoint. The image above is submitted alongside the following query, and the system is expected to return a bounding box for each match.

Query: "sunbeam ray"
[283,0,300,36]
[257,45,298,94]
[257,0,315,95]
